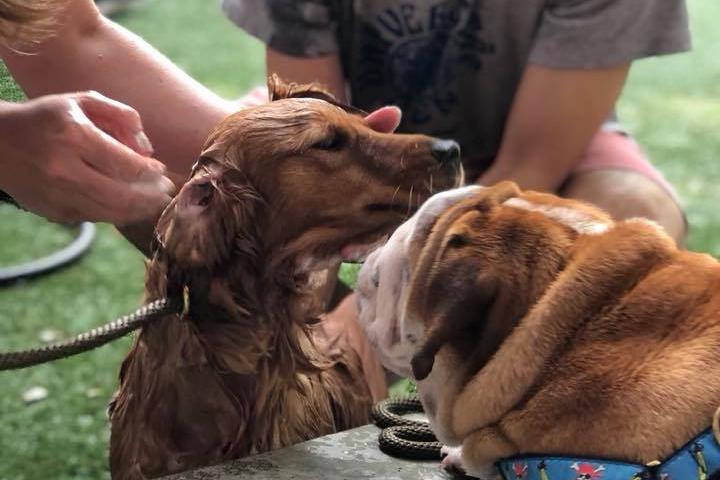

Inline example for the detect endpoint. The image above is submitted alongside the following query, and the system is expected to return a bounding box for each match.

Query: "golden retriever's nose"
[431,139,461,165]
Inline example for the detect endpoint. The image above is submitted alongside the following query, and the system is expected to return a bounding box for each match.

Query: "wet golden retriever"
[107,77,462,479]
[358,182,720,479]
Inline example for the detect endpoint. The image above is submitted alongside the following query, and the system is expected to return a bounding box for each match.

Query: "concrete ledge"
[165,424,455,480]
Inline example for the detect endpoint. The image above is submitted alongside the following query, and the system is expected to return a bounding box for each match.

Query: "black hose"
[0,222,96,285]
[371,394,444,460]
[0,191,96,284]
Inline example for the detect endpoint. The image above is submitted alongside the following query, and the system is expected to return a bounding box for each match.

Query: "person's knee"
[561,169,687,244]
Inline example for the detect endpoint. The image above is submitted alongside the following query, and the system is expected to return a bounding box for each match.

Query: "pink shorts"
[574,125,679,203]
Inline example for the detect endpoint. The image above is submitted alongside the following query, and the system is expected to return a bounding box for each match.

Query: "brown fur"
[405,182,720,476]
[108,76,461,479]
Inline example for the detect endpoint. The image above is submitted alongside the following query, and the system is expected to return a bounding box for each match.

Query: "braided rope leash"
[0,298,182,370]
[371,394,444,460]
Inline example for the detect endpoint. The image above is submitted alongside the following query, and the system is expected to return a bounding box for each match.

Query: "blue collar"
[496,428,720,480]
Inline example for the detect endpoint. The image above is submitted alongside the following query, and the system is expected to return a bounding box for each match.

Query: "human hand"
[0,91,175,224]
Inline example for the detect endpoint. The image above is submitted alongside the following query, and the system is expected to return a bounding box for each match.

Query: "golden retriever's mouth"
[351,182,460,262]
[364,203,409,214]
[338,221,399,263]
[364,191,435,216]
[340,235,390,264]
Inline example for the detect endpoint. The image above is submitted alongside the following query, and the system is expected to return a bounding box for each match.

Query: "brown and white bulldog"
[357,181,720,479]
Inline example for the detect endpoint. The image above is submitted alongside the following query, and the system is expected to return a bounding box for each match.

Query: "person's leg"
[560,129,687,244]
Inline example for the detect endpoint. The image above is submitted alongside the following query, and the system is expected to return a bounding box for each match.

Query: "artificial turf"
[0,0,718,478]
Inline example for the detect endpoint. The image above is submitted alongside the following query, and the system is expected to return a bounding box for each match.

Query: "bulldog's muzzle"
[356,186,483,377]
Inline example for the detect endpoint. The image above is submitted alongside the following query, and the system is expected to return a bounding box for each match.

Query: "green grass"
[619,1,720,256]
[111,0,266,98]
[0,2,264,479]
[0,0,719,478]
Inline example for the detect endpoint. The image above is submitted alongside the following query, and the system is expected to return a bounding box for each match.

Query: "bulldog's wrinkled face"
[358,182,614,381]
[357,186,484,376]
[359,182,615,448]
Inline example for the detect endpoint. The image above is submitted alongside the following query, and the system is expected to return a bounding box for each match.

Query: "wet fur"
[378,182,720,476]
[107,76,460,479]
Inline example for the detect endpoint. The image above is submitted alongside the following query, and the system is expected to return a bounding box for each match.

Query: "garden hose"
[0,297,182,370]
[0,190,96,284]
[371,394,444,460]
[0,222,96,284]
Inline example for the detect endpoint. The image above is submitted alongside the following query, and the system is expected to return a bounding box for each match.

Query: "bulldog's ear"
[476,181,521,211]
[410,272,498,381]
[268,73,337,103]
[410,341,440,381]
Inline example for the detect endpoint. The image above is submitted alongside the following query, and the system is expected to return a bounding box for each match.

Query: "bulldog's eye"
[446,234,467,248]
[372,269,380,288]
[312,128,348,150]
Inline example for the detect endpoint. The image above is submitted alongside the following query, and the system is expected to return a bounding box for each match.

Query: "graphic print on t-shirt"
[355,1,496,126]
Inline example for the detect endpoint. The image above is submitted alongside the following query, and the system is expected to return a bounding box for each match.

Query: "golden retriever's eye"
[446,234,467,248]
[312,128,347,151]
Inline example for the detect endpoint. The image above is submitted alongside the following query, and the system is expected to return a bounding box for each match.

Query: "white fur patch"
[440,445,464,470]
[504,198,610,235]
[410,186,483,246]
[624,217,666,234]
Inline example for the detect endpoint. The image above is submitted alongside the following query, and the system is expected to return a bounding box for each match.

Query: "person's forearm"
[478,154,573,192]
[479,64,630,192]
[0,99,20,118]
[1,0,233,183]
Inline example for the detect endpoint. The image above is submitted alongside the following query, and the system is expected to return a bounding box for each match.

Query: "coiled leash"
[371,394,444,460]
[0,297,182,370]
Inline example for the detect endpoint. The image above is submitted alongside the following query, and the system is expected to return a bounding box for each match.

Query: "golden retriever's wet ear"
[267,73,337,103]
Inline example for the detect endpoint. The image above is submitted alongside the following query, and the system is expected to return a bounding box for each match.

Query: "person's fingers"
[75,91,154,156]
[12,173,106,225]
[42,189,106,225]
[13,155,170,225]
[364,106,402,133]
[75,113,171,188]
[70,161,174,224]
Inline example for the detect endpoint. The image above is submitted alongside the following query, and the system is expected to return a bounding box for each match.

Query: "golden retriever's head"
[153,76,462,311]
[358,182,614,383]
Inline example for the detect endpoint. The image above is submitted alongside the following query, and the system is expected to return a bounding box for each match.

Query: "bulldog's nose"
[431,139,461,165]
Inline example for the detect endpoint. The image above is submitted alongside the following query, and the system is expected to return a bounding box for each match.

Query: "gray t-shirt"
[223,0,690,179]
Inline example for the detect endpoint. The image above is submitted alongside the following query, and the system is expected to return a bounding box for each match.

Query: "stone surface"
[165,424,457,480]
